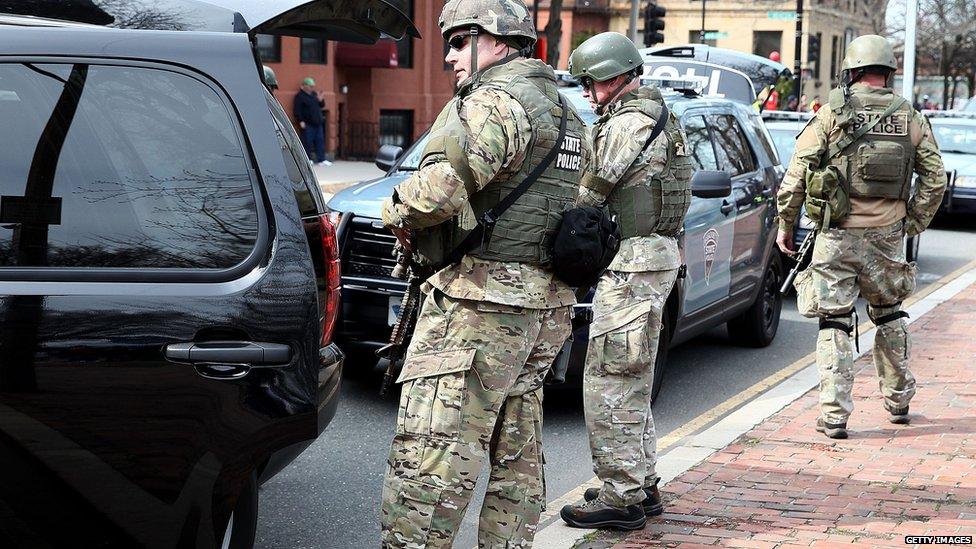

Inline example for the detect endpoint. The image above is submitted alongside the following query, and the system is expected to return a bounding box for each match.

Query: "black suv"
[0,1,416,547]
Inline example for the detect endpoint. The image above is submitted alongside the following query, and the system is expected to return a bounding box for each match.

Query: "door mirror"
[375,144,403,172]
[691,170,732,198]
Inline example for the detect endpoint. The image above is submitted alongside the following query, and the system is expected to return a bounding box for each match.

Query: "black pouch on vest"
[551,207,620,287]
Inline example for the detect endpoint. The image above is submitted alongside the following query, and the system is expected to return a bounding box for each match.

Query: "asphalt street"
[256,217,976,549]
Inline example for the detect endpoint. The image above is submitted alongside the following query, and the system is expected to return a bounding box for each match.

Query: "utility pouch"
[804,164,850,228]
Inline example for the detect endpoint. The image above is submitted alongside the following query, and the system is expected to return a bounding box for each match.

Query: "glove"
[905,216,924,237]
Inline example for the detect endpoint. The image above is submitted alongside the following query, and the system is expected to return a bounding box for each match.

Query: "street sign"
[703,31,729,40]
[767,11,797,20]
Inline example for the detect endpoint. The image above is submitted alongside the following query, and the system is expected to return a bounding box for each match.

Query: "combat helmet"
[841,34,897,72]
[262,65,278,90]
[568,32,644,114]
[569,32,642,83]
[438,0,536,47]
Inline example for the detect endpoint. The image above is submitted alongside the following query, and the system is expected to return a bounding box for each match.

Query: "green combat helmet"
[439,0,536,84]
[569,31,642,84]
[569,32,644,113]
[263,65,278,91]
[841,34,897,72]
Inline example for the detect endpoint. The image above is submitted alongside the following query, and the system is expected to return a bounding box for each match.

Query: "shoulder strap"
[444,94,570,265]
[820,96,906,166]
[622,103,670,174]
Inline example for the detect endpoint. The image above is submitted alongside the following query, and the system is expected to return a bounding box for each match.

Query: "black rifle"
[377,243,426,396]
[781,230,816,294]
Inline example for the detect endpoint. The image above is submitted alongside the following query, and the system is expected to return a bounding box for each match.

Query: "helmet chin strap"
[470,25,479,79]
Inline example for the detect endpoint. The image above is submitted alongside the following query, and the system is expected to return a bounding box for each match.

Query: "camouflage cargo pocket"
[397,348,476,438]
[793,268,820,318]
[385,477,442,545]
[601,319,650,377]
[876,261,918,304]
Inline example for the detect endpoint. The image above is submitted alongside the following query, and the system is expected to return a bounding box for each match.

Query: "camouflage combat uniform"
[577,87,692,507]
[379,57,589,548]
[778,82,947,426]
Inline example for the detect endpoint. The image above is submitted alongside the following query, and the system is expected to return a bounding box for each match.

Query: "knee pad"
[818,310,854,335]
[868,302,909,326]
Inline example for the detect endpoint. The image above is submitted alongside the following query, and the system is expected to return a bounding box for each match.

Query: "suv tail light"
[305,214,341,346]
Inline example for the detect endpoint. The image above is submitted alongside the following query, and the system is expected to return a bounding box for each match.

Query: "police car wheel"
[727,254,783,348]
[221,472,257,549]
[650,306,671,405]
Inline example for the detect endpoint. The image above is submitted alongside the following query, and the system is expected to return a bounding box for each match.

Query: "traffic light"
[808,34,821,63]
[643,2,666,48]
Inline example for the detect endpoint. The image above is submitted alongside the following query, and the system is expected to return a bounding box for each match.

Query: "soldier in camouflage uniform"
[777,35,947,439]
[560,32,693,530]
[378,0,590,546]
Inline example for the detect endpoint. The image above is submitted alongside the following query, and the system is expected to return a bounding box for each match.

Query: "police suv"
[330,54,785,400]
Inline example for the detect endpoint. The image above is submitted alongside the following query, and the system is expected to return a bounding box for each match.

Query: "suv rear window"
[0,63,258,270]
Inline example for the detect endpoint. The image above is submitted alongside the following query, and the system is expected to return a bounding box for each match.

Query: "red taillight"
[309,213,341,347]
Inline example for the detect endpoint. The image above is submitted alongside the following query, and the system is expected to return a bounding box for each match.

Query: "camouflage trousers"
[794,220,918,425]
[380,289,571,549]
[583,269,677,508]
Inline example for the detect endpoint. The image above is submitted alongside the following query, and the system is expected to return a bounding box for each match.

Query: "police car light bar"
[640,75,708,94]
[761,110,813,121]
[922,110,976,120]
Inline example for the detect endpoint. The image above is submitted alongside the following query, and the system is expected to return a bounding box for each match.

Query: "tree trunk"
[544,0,564,69]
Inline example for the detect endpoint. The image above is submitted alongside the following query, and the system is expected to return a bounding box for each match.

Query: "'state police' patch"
[852,110,909,136]
[555,135,583,171]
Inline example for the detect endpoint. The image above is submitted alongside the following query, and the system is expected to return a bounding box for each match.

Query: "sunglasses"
[579,76,594,89]
[448,34,470,51]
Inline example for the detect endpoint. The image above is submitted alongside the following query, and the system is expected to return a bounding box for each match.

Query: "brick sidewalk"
[599,283,976,548]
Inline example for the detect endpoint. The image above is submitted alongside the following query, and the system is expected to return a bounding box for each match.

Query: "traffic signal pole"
[630,0,639,42]
[793,0,803,111]
[902,0,918,103]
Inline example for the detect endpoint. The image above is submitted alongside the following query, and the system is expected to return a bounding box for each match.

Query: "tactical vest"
[413,59,585,268]
[826,87,915,201]
[595,93,693,238]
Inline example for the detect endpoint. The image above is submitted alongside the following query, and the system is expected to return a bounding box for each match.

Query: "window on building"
[752,31,782,59]
[707,115,756,176]
[689,30,718,47]
[256,34,281,63]
[0,63,259,269]
[811,32,822,80]
[300,38,328,64]
[379,110,414,149]
[387,0,414,68]
[830,35,839,80]
[682,115,719,171]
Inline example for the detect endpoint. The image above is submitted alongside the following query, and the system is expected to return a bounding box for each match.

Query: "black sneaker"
[816,417,848,439]
[886,404,910,425]
[583,483,663,516]
[560,500,646,530]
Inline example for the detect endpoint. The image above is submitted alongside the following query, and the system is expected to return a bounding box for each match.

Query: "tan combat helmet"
[439,0,536,83]
[841,34,897,72]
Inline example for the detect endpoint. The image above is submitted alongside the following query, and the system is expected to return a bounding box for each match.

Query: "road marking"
[532,257,976,544]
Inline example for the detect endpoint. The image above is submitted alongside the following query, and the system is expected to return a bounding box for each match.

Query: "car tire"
[906,234,920,263]
[650,306,671,405]
[727,254,783,348]
[221,472,258,549]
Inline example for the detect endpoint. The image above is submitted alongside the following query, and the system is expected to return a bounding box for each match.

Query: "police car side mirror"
[375,145,404,173]
[691,170,732,198]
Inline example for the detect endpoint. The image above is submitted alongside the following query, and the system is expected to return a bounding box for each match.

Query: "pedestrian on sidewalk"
[294,77,329,165]
[776,34,947,439]
[377,0,589,547]
[560,32,693,531]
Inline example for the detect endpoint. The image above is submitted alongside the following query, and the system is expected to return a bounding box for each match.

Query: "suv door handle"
[720,200,734,215]
[164,341,291,365]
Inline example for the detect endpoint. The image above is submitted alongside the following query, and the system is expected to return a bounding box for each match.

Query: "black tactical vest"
[414,58,586,267]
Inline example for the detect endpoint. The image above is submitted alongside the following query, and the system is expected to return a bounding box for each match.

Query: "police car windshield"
[931,122,976,155]
[397,87,599,171]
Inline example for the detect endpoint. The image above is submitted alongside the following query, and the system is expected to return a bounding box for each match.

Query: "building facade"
[608,0,884,103]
